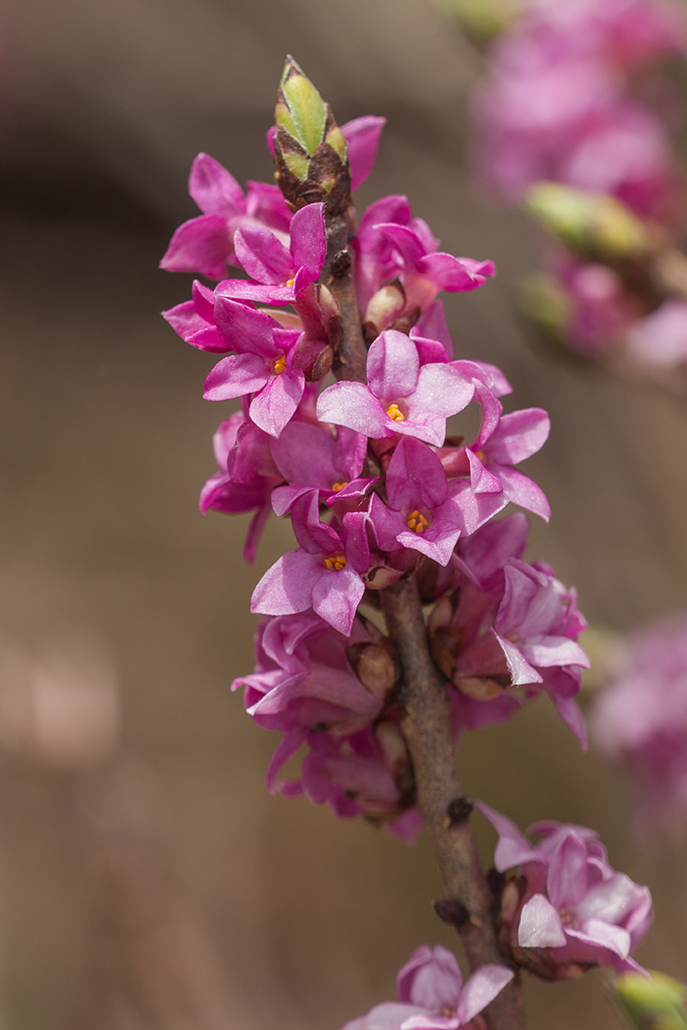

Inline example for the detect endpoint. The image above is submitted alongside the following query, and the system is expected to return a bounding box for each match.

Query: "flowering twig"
[381,577,527,1030]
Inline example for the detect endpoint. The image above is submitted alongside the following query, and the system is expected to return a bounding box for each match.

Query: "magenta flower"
[203,300,305,437]
[162,279,227,353]
[342,945,514,1030]
[592,613,687,834]
[212,202,326,306]
[368,437,506,567]
[199,414,283,562]
[233,611,392,736]
[250,491,370,635]
[476,802,653,978]
[160,153,291,279]
[317,330,475,447]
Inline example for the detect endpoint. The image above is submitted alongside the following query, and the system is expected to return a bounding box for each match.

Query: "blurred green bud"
[616,971,687,1029]
[433,0,520,41]
[526,182,649,261]
[274,56,351,215]
[518,272,572,344]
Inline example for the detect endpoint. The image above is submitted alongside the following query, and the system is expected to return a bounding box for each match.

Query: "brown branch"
[381,577,527,1030]
[323,208,368,383]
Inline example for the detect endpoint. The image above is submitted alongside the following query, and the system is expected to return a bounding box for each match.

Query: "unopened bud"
[518,272,572,345]
[455,676,504,700]
[526,183,649,261]
[616,971,687,1029]
[346,642,398,702]
[274,56,351,215]
[364,282,406,339]
[375,720,414,796]
[433,0,519,42]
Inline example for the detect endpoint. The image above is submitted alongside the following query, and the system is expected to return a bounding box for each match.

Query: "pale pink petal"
[455,965,514,1026]
[343,115,387,191]
[517,894,568,948]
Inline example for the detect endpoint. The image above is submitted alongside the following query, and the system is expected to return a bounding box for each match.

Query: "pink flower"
[160,154,291,279]
[476,802,653,978]
[211,203,327,307]
[625,300,687,368]
[592,613,687,833]
[250,491,370,635]
[342,945,513,1030]
[316,330,475,447]
[199,414,282,563]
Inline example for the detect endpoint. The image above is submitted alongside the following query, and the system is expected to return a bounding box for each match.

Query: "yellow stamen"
[406,510,430,534]
[386,403,405,422]
[331,481,349,492]
[286,278,294,286]
[560,909,573,926]
[324,553,347,571]
[475,449,484,460]
[273,355,287,374]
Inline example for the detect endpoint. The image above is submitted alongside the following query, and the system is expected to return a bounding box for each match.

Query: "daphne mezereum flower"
[250,491,370,635]
[592,613,687,834]
[316,330,476,447]
[160,153,292,279]
[477,801,652,979]
[342,945,513,1030]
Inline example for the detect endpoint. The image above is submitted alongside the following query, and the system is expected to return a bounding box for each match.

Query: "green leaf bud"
[616,971,687,1029]
[526,182,649,261]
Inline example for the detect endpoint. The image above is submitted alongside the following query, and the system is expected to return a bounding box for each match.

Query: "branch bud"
[616,972,687,1029]
[274,56,351,216]
[526,183,649,262]
[432,0,519,42]
[346,642,399,702]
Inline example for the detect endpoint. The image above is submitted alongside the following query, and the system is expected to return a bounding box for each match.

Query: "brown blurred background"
[1,1,687,1027]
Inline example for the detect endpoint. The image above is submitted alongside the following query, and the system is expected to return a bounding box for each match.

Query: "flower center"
[386,403,405,422]
[273,355,287,375]
[286,278,294,287]
[406,510,430,534]
[324,553,347,571]
[475,449,484,460]
[559,908,573,927]
[331,481,349,492]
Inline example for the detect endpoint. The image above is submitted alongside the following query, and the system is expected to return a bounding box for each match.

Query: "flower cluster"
[477,802,653,980]
[468,0,687,367]
[342,945,514,1030]
[591,613,687,835]
[162,96,590,840]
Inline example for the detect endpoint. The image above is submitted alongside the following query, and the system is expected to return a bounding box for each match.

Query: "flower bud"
[364,282,407,340]
[433,0,519,42]
[346,641,398,702]
[518,272,572,346]
[273,56,351,216]
[526,182,649,262]
[616,971,687,1029]
[374,720,415,797]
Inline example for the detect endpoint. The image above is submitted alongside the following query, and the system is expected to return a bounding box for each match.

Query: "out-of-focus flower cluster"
[161,99,590,842]
[477,802,653,979]
[465,0,687,370]
[592,613,687,836]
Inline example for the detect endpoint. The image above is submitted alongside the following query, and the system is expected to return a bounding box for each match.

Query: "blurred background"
[1,0,687,1027]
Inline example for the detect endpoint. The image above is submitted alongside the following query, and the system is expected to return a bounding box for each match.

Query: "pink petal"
[213,297,278,356]
[367,330,420,401]
[312,566,365,635]
[317,381,392,438]
[249,369,305,437]
[547,832,589,909]
[204,353,269,400]
[455,965,514,1026]
[566,922,631,960]
[188,152,245,216]
[410,364,475,418]
[517,894,567,948]
[234,225,293,284]
[493,632,543,686]
[386,437,448,511]
[494,466,551,521]
[487,409,551,465]
[343,115,386,191]
[160,215,232,279]
[474,801,537,871]
[289,203,326,280]
[251,549,322,616]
